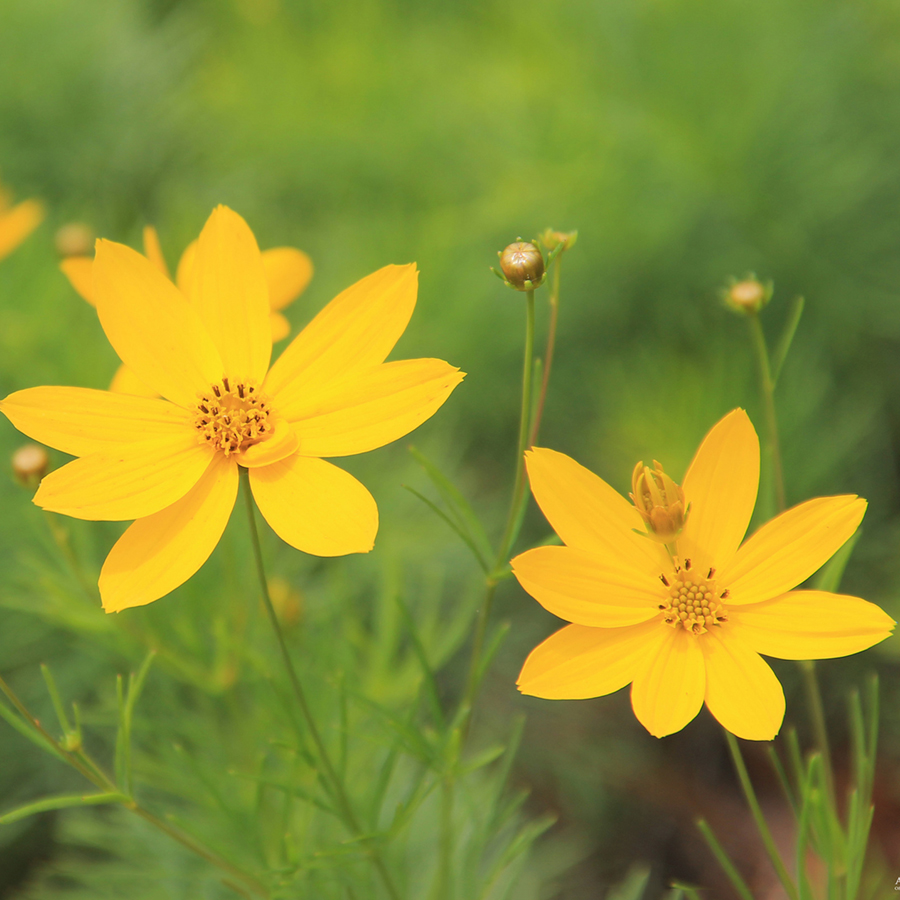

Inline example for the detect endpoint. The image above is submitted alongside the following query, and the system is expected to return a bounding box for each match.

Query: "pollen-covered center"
[658,560,729,635]
[193,378,273,456]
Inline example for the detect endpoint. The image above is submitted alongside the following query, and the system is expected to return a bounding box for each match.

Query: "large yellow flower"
[0,179,43,261]
[60,224,313,396]
[2,206,463,613]
[513,410,895,741]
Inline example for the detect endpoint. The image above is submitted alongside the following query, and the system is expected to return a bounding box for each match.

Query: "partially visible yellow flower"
[60,224,313,396]
[0,179,43,261]
[2,206,463,613]
[514,410,895,741]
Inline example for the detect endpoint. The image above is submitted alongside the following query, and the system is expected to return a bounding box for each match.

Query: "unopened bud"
[540,228,578,253]
[55,222,95,258]
[630,460,687,543]
[498,241,545,291]
[723,277,772,315]
[12,443,49,487]
[267,577,303,628]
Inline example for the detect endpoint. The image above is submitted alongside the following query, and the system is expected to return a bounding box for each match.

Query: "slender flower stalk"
[528,256,561,449]
[240,470,401,900]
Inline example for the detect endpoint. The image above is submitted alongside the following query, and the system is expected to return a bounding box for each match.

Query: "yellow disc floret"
[658,561,728,635]
[193,378,273,456]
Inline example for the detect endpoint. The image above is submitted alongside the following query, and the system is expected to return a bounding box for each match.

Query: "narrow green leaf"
[121,651,155,795]
[395,594,445,728]
[0,792,128,825]
[0,700,65,762]
[606,864,651,900]
[40,664,71,736]
[771,295,804,385]
[458,744,506,776]
[669,882,702,900]
[696,819,754,900]
[812,530,860,593]
[767,746,798,818]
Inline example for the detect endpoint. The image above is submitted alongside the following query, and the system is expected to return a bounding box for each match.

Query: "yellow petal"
[729,590,895,659]
[0,386,190,457]
[187,206,271,383]
[630,627,706,737]
[93,239,224,407]
[239,416,300,468]
[701,629,784,740]
[0,199,43,260]
[175,239,196,294]
[249,455,377,556]
[512,545,661,627]
[109,364,160,398]
[264,264,418,403]
[517,619,661,700]
[270,311,291,342]
[99,455,238,612]
[720,495,867,605]
[524,448,668,579]
[262,247,313,311]
[60,257,95,305]
[34,434,213,521]
[142,225,170,278]
[281,359,464,456]
[678,409,759,573]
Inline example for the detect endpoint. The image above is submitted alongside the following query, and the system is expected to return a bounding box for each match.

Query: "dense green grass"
[2,0,900,896]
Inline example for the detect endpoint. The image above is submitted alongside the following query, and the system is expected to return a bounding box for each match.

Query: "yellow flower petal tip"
[516,408,890,741]
[0,195,43,261]
[1,210,459,610]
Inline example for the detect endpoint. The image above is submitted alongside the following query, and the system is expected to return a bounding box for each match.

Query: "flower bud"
[12,443,49,488]
[723,277,772,315]
[539,228,578,253]
[55,222,95,258]
[498,241,545,290]
[630,460,686,543]
[267,577,303,628]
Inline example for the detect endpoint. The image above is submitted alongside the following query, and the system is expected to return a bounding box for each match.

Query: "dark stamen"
[720,590,730,599]
[684,558,692,570]
[708,567,715,578]
[659,574,670,587]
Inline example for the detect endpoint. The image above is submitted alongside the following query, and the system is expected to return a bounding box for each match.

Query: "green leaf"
[771,295,804,385]
[40,663,72,737]
[607,865,651,900]
[812,529,860,593]
[0,792,128,825]
[0,699,66,762]
[395,594,445,728]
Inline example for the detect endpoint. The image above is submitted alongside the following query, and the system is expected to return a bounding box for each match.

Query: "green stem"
[461,289,536,721]
[0,673,267,897]
[239,470,401,900]
[799,659,835,804]
[528,259,561,448]
[725,731,798,900]
[43,511,97,601]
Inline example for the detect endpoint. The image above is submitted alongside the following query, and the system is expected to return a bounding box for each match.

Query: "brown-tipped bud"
[540,228,578,253]
[498,241,545,290]
[723,277,772,315]
[12,443,49,488]
[55,222,95,258]
[267,577,303,628]
[630,460,686,543]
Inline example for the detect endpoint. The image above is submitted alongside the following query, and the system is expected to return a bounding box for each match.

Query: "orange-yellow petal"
[142,225,170,278]
[93,240,224,407]
[34,434,212,521]
[262,247,313,311]
[720,495,867,605]
[187,206,271,383]
[270,312,291,342]
[264,264,418,403]
[517,619,661,700]
[511,545,661,627]
[524,448,668,579]
[0,386,190,457]
[109,364,160,398]
[678,409,759,574]
[0,199,43,260]
[728,590,895,660]
[280,359,464,456]
[99,455,238,612]
[60,257,95,305]
[701,629,785,740]
[249,455,377,556]
[175,238,196,294]
[239,417,299,468]
[630,627,706,737]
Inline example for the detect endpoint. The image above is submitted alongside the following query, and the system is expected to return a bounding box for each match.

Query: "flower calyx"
[630,460,687,543]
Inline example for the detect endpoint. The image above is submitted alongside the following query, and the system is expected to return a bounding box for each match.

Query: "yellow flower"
[513,409,895,741]
[60,224,313,396]
[0,179,43,261]
[2,206,463,613]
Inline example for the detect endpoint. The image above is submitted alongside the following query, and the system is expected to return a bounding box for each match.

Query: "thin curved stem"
[240,470,401,900]
[528,258,561,449]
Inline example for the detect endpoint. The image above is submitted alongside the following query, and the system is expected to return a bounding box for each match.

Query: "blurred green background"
[2,0,900,896]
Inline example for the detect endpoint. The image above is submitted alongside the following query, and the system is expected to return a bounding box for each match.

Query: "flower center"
[193,378,273,456]
[657,560,729,635]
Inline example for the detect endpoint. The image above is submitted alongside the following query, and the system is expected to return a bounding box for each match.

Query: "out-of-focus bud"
[497,240,545,291]
[12,443,49,488]
[723,277,772,315]
[55,222,95,258]
[267,577,303,628]
[630,460,687,543]
[539,228,578,254]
